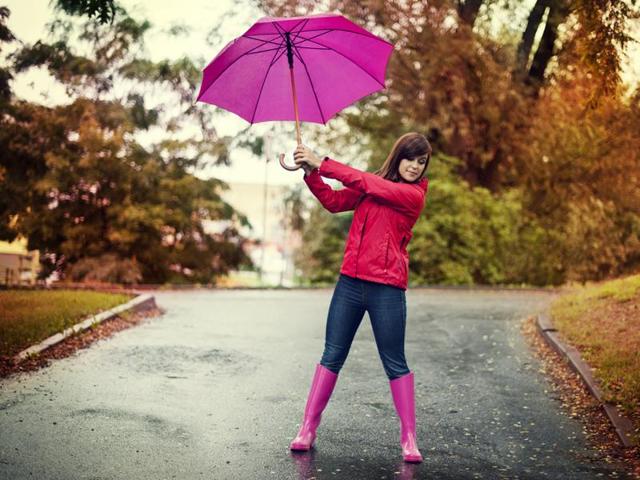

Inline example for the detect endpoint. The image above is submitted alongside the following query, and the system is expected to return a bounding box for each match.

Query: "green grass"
[0,289,133,357]
[550,273,640,442]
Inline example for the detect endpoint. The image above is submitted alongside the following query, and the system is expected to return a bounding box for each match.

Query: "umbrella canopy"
[196,12,394,125]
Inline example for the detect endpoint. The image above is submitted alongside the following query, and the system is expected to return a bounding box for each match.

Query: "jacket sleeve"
[303,167,364,213]
[318,157,427,217]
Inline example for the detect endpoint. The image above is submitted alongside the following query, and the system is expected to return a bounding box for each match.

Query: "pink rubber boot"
[389,371,423,463]
[289,363,338,451]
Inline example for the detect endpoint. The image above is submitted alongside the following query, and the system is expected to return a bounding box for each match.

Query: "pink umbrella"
[196,12,394,170]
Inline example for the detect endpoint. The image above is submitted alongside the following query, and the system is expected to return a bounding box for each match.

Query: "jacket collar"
[398,177,428,189]
[409,177,428,190]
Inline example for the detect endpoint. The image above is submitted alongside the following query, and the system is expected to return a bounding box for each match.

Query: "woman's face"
[398,155,428,182]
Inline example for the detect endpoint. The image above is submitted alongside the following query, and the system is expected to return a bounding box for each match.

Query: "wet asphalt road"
[0,287,633,480]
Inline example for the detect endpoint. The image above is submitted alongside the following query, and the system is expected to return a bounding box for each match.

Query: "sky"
[3,0,640,187]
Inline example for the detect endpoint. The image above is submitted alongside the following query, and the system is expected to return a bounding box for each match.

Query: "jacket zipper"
[383,233,390,273]
[398,235,408,278]
[354,210,369,277]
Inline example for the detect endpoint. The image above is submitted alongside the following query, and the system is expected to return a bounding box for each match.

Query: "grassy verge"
[0,289,133,358]
[550,273,640,442]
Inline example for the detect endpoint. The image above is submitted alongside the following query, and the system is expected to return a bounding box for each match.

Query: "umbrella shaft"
[285,32,301,145]
[289,64,301,145]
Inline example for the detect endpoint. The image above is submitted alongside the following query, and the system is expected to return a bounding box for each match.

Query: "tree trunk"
[527,0,571,89]
[516,0,549,75]
[478,147,503,191]
[457,0,484,27]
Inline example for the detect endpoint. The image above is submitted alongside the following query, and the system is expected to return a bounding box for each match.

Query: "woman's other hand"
[294,144,323,170]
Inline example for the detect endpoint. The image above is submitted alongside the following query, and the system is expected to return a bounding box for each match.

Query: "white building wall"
[203,181,302,286]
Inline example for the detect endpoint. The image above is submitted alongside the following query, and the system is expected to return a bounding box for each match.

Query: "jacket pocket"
[399,232,412,250]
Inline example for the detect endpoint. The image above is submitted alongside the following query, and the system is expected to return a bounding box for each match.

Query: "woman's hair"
[372,132,432,183]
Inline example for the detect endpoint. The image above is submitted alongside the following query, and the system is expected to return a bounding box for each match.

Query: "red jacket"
[303,157,428,290]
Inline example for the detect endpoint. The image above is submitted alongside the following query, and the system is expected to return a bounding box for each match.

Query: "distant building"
[203,181,303,287]
[0,237,40,286]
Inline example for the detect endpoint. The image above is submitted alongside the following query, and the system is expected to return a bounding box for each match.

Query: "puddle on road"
[68,406,191,440]
[109,345,254,376]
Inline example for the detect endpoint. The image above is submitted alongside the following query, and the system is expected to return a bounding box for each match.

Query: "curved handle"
[279,152,302,171]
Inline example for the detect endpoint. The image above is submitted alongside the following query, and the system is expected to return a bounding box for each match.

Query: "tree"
[256,0,639,189]
[257,0,640,285]
[0,6,254,283]
[457,0,487,27]
[54,0,117,24]
[0,6,13,100]
[293,205,353,285]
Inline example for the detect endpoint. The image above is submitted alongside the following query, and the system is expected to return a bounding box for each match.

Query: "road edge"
[535,313,637,448]
[13,293,157,364]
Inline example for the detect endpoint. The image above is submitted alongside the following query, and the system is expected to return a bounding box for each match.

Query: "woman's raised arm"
[303,167,364,213]
[318,157,427,217]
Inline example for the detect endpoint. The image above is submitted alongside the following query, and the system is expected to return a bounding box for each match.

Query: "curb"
[535,313,636,448]
[13,293,157,364]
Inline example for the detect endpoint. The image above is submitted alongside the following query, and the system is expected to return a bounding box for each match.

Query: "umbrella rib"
[272,47,288,65]
[272,20,322,63]
[289,41,326,124]
[245,46,286,55]
[247,27,394,48]
[287,18,310,38]
[294,19,315,39]
[272,20,327,124]
[277,22,386,88]
[290,29,332,46]
[273,18,318,46]
[288,30,334,53]
[198,40,282,101]
[243,35,282,46]
[294,35,385,88]
[250,40,287,124]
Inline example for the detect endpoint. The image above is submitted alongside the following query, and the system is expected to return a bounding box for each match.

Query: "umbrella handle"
[279,152,302,171]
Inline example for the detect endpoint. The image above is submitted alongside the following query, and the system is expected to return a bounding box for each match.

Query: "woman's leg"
[289,363,338,451]
[320,274,367,374]
[366,282,422,463]
[290,274,366,451]
[366,282,410,380]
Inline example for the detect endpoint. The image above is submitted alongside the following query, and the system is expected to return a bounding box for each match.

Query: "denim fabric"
[320,273,411,380]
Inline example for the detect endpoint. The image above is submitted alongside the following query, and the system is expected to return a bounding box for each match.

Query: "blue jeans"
[320,273,411,380]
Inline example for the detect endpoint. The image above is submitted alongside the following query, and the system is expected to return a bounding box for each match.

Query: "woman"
[289,132,432,463]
